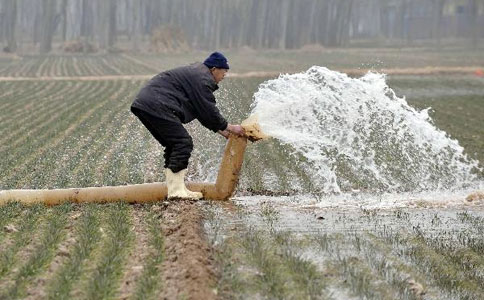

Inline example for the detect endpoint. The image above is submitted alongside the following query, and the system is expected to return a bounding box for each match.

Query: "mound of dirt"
[63,40,97,53]
[160,200,217,300]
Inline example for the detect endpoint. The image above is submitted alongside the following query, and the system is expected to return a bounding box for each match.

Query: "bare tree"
[3,0,17,52]
[253,0,268,48]
[39,0,56,53]
[400,0,410,45]
[470,0,479,48]
[131,0,142,51]
[95,0,117,51]
[61,0,68,41]
[327,0,354,47]
[279,0,290,49]
[431,0,446,45]
[3,0,483,53]
[108,0,116,47]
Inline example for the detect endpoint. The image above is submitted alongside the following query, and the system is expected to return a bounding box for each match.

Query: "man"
[131,52,245,200]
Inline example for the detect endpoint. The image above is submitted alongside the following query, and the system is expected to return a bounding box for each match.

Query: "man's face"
[211,68,228,84]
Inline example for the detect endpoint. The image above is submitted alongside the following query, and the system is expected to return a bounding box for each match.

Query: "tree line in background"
[0,0,482,54]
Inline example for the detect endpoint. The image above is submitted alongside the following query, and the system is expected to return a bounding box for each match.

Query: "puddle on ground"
[225,191,483,234]
[203,194,484,300]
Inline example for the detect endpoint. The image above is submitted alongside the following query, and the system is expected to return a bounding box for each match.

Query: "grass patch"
[46,204,102,300]
[222,203,329,299]
[359,233,428,300]
[203,202,246,299]
[1,203,72,300]
[381,228,484,299]
[422,230,484,287]
[0,204,43,279]
[0,202,24,243]
[458,211,484,234]
[0,202,22,228]
[313,232,398,300]
[84,202,133,300]
[212,240,246,300]
[240,228,288,299]
[274,231,328,300]
[130,210,164,300]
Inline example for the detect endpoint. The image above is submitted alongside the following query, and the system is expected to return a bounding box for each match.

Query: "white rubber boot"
[165,168,203,200]
[177,169,204,199]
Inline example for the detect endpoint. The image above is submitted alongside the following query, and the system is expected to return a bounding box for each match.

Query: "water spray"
[252,66,480,194]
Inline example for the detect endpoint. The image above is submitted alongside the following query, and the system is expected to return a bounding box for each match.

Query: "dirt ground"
[158,200,217,300]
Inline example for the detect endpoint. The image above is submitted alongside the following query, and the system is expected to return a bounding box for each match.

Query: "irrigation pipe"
[0,117,267,206]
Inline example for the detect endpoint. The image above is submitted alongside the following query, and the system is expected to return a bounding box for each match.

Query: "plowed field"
[1,52,483,299]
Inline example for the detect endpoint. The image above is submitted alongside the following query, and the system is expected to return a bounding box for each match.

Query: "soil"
[159,200,217,300]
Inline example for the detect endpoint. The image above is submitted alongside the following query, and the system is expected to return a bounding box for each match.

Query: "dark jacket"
[131,63,228,132]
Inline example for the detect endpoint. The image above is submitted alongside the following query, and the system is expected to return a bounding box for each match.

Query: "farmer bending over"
[131,52,245,200]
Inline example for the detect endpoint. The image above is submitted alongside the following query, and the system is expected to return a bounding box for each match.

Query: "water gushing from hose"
[251,66,480,194]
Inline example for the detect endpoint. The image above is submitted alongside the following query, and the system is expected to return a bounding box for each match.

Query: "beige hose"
[0,117,268,206]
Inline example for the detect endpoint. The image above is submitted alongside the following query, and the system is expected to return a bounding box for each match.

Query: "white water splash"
[251,66,480,194]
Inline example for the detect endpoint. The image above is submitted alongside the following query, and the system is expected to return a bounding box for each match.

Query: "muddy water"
[204,196,484,300]
[221,196,484,234]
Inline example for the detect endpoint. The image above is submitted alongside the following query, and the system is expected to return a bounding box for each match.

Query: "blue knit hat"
[203,52,230,69]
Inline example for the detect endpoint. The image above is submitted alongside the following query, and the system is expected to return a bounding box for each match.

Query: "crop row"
[0,55,155,77]
[1,199,482,299]
[0,79,166,189]
[125,49,484,74]
[0,77,317,193]
[1,75,482,193]
[0,203,165,300]
[3,47,484,78]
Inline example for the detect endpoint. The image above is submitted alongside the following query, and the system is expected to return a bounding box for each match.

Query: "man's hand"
[218,129,230,139]
[226,124,245,136]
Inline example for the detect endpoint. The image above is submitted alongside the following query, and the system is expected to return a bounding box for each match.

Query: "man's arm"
[189,82,228,132]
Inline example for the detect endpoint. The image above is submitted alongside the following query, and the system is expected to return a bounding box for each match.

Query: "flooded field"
[0,52,483,299]
[206,198,484,299]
